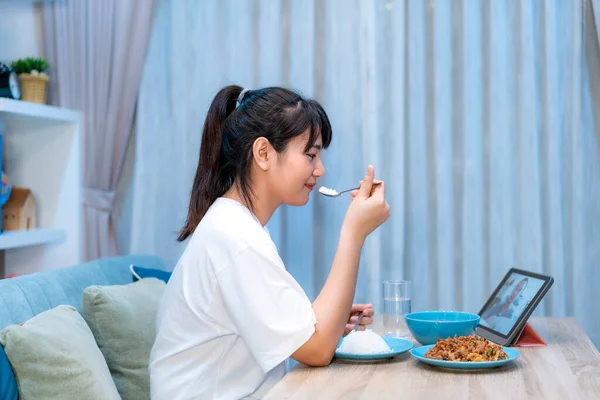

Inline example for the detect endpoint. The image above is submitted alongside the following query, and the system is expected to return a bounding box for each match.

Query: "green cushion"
[0,305,120,400]
[82,278,165,400]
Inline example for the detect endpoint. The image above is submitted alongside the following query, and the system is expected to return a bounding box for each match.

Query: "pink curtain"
[41,0,155,260]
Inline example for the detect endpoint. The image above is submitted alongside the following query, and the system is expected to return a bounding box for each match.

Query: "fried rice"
[424,335,508,362]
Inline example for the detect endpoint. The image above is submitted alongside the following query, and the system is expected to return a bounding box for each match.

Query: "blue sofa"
[0,254,166,331]
[0,254,167,398]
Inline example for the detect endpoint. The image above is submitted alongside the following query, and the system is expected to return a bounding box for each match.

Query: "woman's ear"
[252,137,272,171]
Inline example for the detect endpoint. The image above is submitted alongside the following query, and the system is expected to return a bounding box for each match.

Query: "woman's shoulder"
[182,212,280,278]
[192,198,273,251]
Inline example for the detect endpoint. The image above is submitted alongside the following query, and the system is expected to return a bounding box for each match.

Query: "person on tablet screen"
[482,278,529,331]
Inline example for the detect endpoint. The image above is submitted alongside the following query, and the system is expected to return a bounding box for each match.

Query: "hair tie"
[236,88,250,108]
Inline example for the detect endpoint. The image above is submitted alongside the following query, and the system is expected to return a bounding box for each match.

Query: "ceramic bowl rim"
[404,310,480,323]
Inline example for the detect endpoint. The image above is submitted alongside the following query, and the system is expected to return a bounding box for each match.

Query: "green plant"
[10,57,49,74]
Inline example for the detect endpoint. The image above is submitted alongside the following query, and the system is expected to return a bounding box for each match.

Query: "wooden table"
[265,317,600,399]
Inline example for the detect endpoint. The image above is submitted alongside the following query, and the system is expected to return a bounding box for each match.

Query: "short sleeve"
[217,245,316,373]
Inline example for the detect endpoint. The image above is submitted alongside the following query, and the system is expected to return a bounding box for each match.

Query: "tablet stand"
[511,322,546,347]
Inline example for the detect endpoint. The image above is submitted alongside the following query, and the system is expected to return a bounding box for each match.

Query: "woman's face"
[269,131,325,206]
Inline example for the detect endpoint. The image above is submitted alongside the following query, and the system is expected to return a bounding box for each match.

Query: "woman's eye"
[307,154,316,160]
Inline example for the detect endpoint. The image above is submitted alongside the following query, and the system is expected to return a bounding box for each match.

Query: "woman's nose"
[313,159,325,178]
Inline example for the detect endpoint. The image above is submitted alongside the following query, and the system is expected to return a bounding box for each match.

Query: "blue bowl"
[405,311,480,345]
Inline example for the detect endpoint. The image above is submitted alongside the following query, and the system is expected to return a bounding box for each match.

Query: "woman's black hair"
[178,85,332,241]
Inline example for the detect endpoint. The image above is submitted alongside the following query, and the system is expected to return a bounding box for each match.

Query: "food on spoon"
[318,186,338,196]
[424,335,508,362]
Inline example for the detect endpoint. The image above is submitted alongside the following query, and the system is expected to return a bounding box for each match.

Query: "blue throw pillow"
[130,264,172,283]
[0,344,18,400]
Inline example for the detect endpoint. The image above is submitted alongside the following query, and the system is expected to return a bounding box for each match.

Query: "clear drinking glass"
[382,280,412,338]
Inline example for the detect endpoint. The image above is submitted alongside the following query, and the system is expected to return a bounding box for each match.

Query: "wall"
[0,1,43,63]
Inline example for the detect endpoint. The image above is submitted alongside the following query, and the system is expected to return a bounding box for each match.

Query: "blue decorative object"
[0,345,18,400]
[130,264,171,283]
[334,336,414,361]
[411,345,520,370]
[0,133,12,234]
[405,311,480,345]
[0,172,11,206]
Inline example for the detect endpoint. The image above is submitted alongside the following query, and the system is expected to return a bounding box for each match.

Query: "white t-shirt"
[149,198,316,400]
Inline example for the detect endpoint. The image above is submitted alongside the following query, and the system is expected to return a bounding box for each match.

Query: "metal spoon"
[352,312,365,333]
[318,182,382,198]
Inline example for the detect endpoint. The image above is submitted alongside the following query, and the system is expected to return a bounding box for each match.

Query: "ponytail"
[177,85,243,241]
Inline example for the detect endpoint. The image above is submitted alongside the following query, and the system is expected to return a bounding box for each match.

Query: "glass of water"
[382,280,411,338]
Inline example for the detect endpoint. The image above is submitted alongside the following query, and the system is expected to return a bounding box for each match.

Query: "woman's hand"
[342,165,390,242]
[344,304,374,335]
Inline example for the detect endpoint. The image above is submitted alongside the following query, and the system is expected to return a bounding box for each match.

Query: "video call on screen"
[479,273,545,335]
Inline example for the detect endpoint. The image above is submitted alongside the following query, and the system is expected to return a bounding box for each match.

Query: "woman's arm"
[291,229,364,366]
[291,166,390,366]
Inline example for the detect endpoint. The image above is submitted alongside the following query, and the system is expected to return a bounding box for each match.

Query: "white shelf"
[0,97,82,276]
[0,98,81,124]
[0,228,66,250]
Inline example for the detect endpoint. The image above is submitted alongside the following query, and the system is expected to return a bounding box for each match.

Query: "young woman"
[149,85,390,399]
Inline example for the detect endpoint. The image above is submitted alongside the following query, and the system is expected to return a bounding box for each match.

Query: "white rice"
[318,186,338,196]
[337,330,392,354]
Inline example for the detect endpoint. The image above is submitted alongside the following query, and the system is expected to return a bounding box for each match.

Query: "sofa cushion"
[0,254,166,331]
[0,305,120,400]
[0,345,17,400]
[82,278,166,400]
[130,263,172,283]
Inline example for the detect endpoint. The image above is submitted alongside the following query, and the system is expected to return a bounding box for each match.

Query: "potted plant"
[10,57,50,104]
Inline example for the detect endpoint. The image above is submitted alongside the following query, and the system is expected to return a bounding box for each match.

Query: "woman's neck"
[222,184,278,226]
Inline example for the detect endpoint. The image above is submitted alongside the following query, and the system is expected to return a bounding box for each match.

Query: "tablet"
[476,268,554,346]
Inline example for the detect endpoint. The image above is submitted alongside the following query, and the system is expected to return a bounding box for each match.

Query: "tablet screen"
[479,271,547,336]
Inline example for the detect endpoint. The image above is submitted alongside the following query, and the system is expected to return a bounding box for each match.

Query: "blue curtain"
[128,0,600,348]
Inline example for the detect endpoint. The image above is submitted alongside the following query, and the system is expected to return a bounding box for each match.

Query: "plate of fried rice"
[410,335,520,370]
